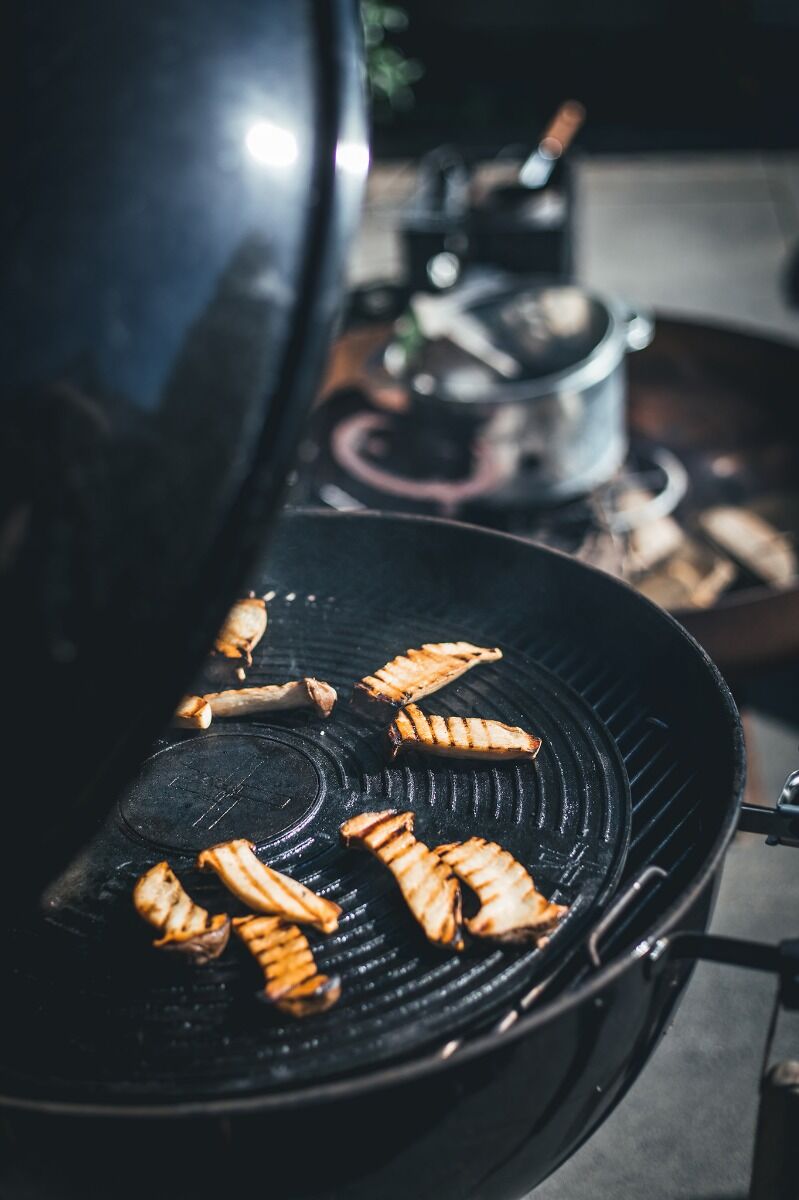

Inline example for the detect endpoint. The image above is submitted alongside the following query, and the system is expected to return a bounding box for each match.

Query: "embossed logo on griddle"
[172,755,296,834]
[119,733,322,853]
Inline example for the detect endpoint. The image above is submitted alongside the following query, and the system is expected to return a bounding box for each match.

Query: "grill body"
[0,512,743,1198]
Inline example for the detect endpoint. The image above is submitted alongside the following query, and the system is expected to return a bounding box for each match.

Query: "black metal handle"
[655,934,799,1010]
[738,769,799,846]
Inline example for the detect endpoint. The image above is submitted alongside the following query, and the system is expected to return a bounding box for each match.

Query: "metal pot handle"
[619,303,655,352]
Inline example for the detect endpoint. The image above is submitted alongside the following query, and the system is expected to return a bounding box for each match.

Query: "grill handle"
[739,768,799,846]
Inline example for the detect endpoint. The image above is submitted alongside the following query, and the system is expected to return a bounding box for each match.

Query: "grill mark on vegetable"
[234,915,341,1017]
[340,810,464,950]
[388,704,542,763]
[353,641,503,718]
[435,837,567,945]
[133,862,231,964]
[197,840,341,933]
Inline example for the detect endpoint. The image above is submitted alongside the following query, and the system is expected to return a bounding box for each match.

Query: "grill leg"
[749,1060,799,1200]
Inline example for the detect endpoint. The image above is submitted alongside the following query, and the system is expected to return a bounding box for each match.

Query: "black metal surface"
[4,551,630,1101]
[0,511,745,1200]
[0,0,367,901]
[2,508,739,1107]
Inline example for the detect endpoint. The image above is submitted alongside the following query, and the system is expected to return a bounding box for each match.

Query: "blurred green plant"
[361,2,423,116]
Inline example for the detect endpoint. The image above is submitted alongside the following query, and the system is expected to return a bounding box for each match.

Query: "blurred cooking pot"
[382,280,654,507]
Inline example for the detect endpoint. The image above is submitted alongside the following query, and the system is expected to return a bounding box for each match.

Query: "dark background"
[372,0,799,156]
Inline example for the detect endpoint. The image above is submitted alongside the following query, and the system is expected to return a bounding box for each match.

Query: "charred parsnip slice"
[213,598,267,667]
[172,695,212,730]
[388,704,541,763]
[133,861,230,964]
[234,915,341,1017]
[197,839,341,933]
[435,838,567,944]
[340,810,463,950]
[203,678,336,719]
[353,641,502,719]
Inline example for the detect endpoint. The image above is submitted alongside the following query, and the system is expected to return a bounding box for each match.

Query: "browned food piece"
[435,838,567,945]
[203,678,336,719]
[340,810,463,950]
[699,505,796,588]
[234,915,341,1017]
[172,694,213,730]
[197,839,341,933]
[132,861,230,964]
[388,704,542,763]
[213,598,267,668]
[353,641,502,720]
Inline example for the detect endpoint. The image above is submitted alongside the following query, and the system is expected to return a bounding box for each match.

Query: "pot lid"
[384,278,615,406]
[0,0,367,900]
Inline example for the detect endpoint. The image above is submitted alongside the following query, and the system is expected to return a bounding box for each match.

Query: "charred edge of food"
[156,916,232,963]
[234,916,341,1017]
[197,839,342,933]
[212,597,268,663]
[435,838,567,945]
[387,719,405,760]
[304,677,337,717]
[353,642,504,716]
[339,810,464,951]
[350,680,407,722]
[202,678,337,720]
[132,862,231,964]
[275,973,342,1018]
[339,808,407,845]
[172,695,213,730]
[388,705,542,762]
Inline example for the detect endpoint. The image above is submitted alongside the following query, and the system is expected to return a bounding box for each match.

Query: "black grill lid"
[0,0,367,899]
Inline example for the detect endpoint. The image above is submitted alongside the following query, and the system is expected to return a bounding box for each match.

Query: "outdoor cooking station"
[3,5,799,1200]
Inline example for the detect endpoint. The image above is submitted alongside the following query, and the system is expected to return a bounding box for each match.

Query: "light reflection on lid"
[245,120,298,167]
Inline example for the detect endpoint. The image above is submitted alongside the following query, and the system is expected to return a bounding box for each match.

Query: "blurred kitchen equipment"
[314,302,799,674]
[518,100,586,189]
[400,144,470,292]
[399,101,585,291]
[467,100,585,279]
[380,277,653,506]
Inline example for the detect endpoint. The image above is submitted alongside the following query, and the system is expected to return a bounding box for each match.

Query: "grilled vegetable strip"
[234,916,341,1017]
[172,695,212,730]
[133,861,230,963]
[388,704,541,763]
[340,810,463,950]
[435,838,567,945]
[213,597,267,667]
[353,641,502,719]
[197,839,341,933]
[204,678,337,719]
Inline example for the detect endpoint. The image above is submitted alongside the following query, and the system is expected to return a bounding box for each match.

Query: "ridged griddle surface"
[2,515,640,1104]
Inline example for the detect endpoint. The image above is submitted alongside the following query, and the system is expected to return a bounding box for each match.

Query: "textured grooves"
[1,593,629,1103]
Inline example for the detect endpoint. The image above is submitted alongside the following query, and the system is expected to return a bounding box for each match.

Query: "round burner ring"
[331,410,507,509]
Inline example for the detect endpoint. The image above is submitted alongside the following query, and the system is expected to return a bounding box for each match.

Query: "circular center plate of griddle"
[119,732,322,854]
[0,577,632,1107]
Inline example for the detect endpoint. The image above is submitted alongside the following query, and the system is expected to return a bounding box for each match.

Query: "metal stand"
[750,1058,799,1199]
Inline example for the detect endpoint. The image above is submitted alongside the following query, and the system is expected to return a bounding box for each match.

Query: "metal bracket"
[665,932,799,1011]
[587,866,667,968]
[739,769,799,847]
